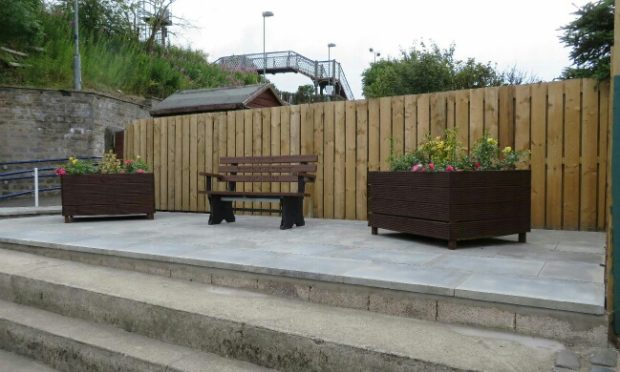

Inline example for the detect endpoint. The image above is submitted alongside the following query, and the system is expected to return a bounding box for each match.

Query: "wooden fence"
[125,78,610,231]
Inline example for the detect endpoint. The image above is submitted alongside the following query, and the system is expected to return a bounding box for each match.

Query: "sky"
[169,0,592,99]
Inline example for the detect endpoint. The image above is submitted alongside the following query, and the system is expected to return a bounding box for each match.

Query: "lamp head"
[328,43,336,48]
[262,11,274,17]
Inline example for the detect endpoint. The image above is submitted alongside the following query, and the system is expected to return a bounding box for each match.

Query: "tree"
[559,0,614,80]
[0,0,45,47]
[362,42,516,98]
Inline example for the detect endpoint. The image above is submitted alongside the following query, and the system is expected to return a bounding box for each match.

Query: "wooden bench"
[200,155,317,229]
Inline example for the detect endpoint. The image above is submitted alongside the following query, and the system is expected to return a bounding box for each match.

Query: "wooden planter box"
[368,170,531,249]
[61,173,155,222]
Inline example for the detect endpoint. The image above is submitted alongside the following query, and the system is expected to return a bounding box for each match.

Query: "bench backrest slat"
[219,155,317,165]
[219,164,316,174]
[222,175,299,183]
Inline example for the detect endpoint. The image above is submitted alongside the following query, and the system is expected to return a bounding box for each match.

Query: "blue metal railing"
[0,157,100,203]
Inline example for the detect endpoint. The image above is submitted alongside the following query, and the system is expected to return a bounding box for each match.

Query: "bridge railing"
[215,51,354,99]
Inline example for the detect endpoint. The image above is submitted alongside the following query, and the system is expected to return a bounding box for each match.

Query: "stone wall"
[0,86,154,198]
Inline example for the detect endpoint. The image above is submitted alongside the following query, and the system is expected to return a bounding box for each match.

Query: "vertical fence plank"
[563,79,581,229]
[484,87,499,140]
[404,95,417,152]
[417,94,430,145]
[204,114,213,212]
[189,115,198,212]
[159,119,168,210]
[301,105,314,216]
[217,113,227,196]
[271,107,282,207]
[455,90,469,150]
[379,97,392,170]
[196,114,207,212]
[174,117,183,211]
[225,111,235,194]
[598,80,610,230]
[334,102,346,219]
[133,122,140,159]
[323,103,335,219]
[262,109,272,215]
[530,84,547,228]
[153,118,161,210]
[581,79,599,229]
[470,89,484,144]
[430,93,446,137]
[499,86,515,149]
[167,118,176,210]
[146,119,154,170]
[139,120,147,159]
[234,111,244,210]
[253,109,263,211]
[333,102,346,219]
[391,96,405,157]
[546,82,564,229]
[290,105,301,197]
[446,93,456,129]
[280,106,291,195]
[356,100,368,220]
[312,104,324,218]
[514,85,531,154]
[368,99,380,171]
[345,101,356,220]
[244,110,253,212]
[181,116,190,211]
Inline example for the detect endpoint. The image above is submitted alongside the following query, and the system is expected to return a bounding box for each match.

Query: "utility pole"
[73,0,82,90]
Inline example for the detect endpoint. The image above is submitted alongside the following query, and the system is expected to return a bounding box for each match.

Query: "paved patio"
[0,212,606,315]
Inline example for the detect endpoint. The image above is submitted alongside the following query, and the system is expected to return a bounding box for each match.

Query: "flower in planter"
[55,151,150,176]
[389,129,527,172]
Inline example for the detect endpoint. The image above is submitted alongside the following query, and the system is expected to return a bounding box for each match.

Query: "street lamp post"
[262,11,274,78]
[369,48,380,63]
[327,43,336,78]
[73,0,81,90]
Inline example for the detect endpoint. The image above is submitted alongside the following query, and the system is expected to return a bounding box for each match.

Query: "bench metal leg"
[280,197,304,230]
[208,197,235,225]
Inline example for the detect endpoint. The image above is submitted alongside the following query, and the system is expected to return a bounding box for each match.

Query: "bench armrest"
[297,173,316,182]
[199,172,224,180]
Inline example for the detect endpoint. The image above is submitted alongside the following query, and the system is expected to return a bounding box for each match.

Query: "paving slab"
[456,273,605,314]
[0,213,606,315]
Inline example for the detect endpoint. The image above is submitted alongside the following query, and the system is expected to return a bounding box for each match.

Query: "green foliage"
[388,130,527,172]
[0,0,260,98]
[0,0,45,47]
[362,41,533,98]
[559,0,613,80]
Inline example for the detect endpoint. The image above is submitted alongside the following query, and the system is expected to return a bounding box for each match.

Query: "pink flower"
[124,159,134,165]
[428,163,435,171]
[445,165,455,172]
[474,162,481,170]
[55,167,66,176]
[136,169,145,174]
[411,163,424,172]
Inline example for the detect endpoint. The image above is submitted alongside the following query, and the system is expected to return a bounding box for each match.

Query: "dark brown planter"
[61,173,155,222]
[367,170,531,249]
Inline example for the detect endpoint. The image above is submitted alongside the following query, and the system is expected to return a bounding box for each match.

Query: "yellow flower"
[503,146,512,154]
[71,159,78,165]
[136,155,141,159]
[486,137,497,146]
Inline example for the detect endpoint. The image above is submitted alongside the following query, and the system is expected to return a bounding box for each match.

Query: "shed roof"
[150,84,285,117]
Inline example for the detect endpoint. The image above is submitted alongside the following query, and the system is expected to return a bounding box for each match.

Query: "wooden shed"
[149,84,285,117]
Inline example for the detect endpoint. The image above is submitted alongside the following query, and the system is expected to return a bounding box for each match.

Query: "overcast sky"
[169,0,591,99]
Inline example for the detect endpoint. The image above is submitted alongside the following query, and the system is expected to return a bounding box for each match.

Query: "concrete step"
[0,238,607,347]
[0,349,58,372]
[0,248,565,372]
[0,300,272,372]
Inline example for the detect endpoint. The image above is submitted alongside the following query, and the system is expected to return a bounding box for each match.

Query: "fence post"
[33,167,39,207]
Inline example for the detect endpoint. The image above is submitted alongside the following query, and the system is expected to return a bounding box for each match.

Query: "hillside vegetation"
[0,0,260,98]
